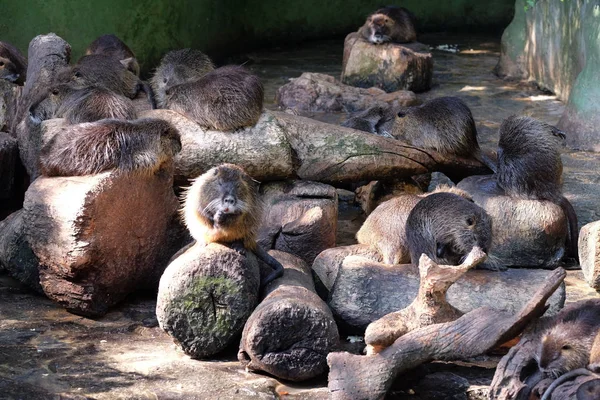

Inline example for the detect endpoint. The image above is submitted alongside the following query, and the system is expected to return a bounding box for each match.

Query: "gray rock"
[579,220,600,291]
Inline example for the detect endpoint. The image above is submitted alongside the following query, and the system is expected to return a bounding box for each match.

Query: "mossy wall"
[0,0,514,73]
[497,0,600,151]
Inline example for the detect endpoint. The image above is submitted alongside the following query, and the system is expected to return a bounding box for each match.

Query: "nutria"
[405,191,492,266]
[164,65,263,131]
[576,379,600,400]
[182,164,283,286]
[39,118,181,177]
[359,6,417,44]
[84,34,139,76]
[390,96,497,172]
[150,48,214,107]
[497,115,578,259]
[57,54,156,109]
[357,185,472,265]
[341,105,395,137]
[0,41,27,85]
[29,84,136,123]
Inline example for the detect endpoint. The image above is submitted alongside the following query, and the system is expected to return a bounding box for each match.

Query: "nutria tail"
[474,149,498,173]
[560,196,579,261]
[138,80,157,109]
[39,118,181,177]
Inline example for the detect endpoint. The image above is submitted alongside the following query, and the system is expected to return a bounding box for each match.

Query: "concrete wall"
[497,0,600,151]
[0,0,514,74]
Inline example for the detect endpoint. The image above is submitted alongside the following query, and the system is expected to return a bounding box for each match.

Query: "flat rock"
[579,220,600,291]
[22,163,180,317]
[258,180,338,265]
[341,32,433,93]
[0,210,42,293]
[325,253,565,330]
[458,175,567,268]
[275,72,416,113]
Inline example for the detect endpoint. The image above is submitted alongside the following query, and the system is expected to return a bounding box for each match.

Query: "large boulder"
[22,163,180,317]
[341,32,433,93]
[258,180,338,265]
[0,210,42,293]
[156,242,261,359]
[275,72,416,114]
[458,175,568,269]
[579,220,600,291]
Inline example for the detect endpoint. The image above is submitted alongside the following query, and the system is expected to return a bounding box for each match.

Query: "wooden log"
[238,250,339,381]
[364,247,486,354]
[327,268,566,400]
[157,242,261,359]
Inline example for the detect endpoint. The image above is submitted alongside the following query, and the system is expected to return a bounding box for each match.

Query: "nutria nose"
[223,196,235,206]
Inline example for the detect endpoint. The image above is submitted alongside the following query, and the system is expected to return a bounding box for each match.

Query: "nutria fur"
[39,118,181,177]
[0,41,27,85]
[341,105,395,137]
[57,54,156,108]
[29,84,136,123]
[164,65,263,131]
[150,48,214,107]
[182,164,283,286]
[356,185,472,265]
[576,379,600,400]
[359,6,417,44]
[390,96,497,172]
[405,191,492,266]
[84,34,140,76]
[497,115,579,259]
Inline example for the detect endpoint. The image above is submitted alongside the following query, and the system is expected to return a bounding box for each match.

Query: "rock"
[324,252,565,330]
[0,80,20,132]
[275,72,416,114]
[458,175,567,269]
[140,109,295,184]
[415,372,470,400]
[157,242,261,359]
[258,180,338,265]
[579,220,600,291]
[336,188,355,203]
[0,210,42,293]
[341,32,433,93]
[22,163,180,317]
[238,250,339,382]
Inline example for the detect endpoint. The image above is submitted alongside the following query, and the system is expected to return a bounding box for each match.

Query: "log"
[364,247,486,355]
[319,248,565,330]
[238,250,339,381]
[327,268,566,400]
[140,109,489,185]
[156,242,261,359]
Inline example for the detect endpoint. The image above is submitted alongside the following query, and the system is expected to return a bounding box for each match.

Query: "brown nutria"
[355,178,425,216]
[405,191,492,266]
[39,118,181,177]
[150,48,214,107]
[390,96,497,172]
[0,41,27,85]
[164,65,263,131]
[57,54,156,109]
[356,185,472,265]
[497,115,578,260]
[182,164,283,286]
[359,6,417,44]
[84,34,140,76]
[29,83,137,123]
[341,104,395,138]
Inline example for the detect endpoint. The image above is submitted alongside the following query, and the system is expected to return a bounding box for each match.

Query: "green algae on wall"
[497,0,600,151]
[0,0,513,75]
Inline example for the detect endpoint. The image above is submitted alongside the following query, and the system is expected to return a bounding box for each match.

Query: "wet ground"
[2,33,600,399]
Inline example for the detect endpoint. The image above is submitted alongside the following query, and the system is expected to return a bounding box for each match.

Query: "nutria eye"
[74,71,82,78]
[562,345,571,350]
[163,78,167,84]
[51,89,59,95]
[0,61,4,67]
[466,217,474,226]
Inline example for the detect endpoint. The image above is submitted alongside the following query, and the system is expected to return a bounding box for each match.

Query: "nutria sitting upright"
[85,34,140,76]
[359,6,417,44]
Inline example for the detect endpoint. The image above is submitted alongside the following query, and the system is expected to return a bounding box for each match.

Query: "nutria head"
[538,322,595,379]
[365,13,396,44]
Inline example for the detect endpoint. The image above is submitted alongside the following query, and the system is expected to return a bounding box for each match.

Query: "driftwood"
[238,250,339,381]
[138,109,490,185]
[364,247,486,355]
[327,268,566,400]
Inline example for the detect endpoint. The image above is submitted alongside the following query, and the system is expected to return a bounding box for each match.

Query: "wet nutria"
[182,164,283,286]
[29,84,137,124]
[164,65,264,131]
[341,104,395,137]
[405,191,492,266]
[57,55,156,109]
[150,48,214,107]
[497,115,578,260]
[390,96,497,172]
[0,41,27,85]
[39,118,181,177]
[356,185,472,265]
[85,34,140,76]
[359,6,417,44]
